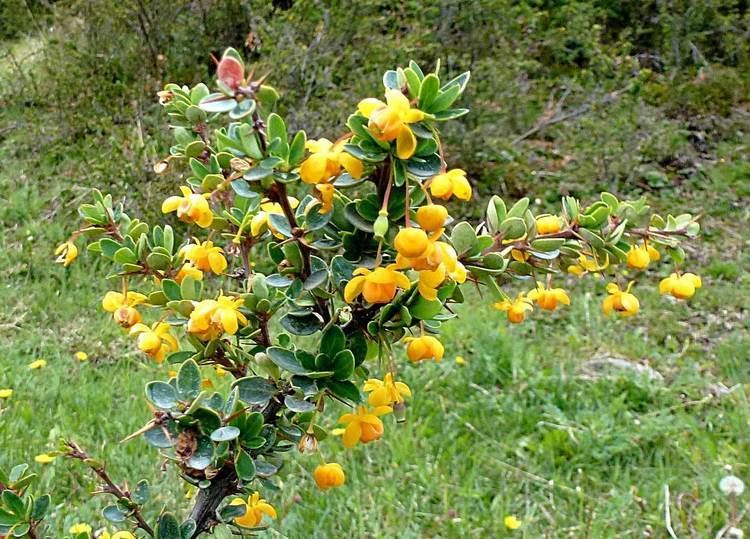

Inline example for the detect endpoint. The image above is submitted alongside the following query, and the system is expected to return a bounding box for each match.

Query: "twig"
[664,484,678,539]
[511,86,629,145]
[64,441,155,537]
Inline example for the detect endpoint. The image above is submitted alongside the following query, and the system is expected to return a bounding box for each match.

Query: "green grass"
[1,122,749,538]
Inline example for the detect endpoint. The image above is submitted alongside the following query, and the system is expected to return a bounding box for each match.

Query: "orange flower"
[602,282,639,317]
[344,265,411,304]
[357,90,425,159]
[338,405,392,448]
[161,186,213,228]
[494,294,533,323]
[314,463,346,489]
[404,335,444,362]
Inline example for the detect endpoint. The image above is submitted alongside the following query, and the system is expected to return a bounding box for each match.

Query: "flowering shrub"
[1,49,702,538]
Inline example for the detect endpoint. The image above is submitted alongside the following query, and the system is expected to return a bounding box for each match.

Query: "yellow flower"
[0,389,13,399]
[535,215,562,235]
[567,253,609,277]
[358,89,425,159]
[102,291,148,329]
[396,239,443,271]
[494,295,533,323]
[647,244,660,261]
[418,264,446,301]
[440,243,467,282]
[69,523,92,535]
[100,531,136,539]
[455,355,466,366]
[428,169,472,201]
[250,198,299,238]
[28,359,47,370]
[129,322,179,363]
[215,365,228,377]
[181,240,227,275]
[313,462,346,490]
[161,186,213,228]
[394,227,432,259]
[626,244,651,269]
[602,282,640,317]
[299,138,363,184]
[75,351,88,361]
[175,262,204,283]
[527,282,570,311]
[314,183,336,214]
[344,265,411,304]
[55,240,78,267]
[416,204,449,233]
[35,453,56,464]
[659,272,702,300]
[230,492,277,528]
[404,335,444,362]
[511,249,530,262]
[201,378,214,389]
[363,372,412,406]
[504,515,522,530]
[339,405,392,448]
[187,294,248,340]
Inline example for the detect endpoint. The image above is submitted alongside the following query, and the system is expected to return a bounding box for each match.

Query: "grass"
[1,43,750,539]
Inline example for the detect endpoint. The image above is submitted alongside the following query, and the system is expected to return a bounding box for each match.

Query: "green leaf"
[113,247,137,265]
[180,519,197,539]
[103,504,127,522]
[267,347,308,374]
[1,491,24,515]
[180,275,202,301]
[99,238,121,259]
[233,377,277,405]
[419,73,440,110]
[289,130,307,165]
[326,380,361,403]
[320,326,346,357]
[409,297,443,320]
[199,94,237,113]
[31,494,50,520]
[451,221,477,256]
[162,279,182,301]
[506,197,529,219]
[235,450,256,482]
[157,512,182,539]
[333,350,355,380]
[133,480,149,505]
[144,423,176,448]
[284,395,316,413]
[266,113,287,144]
[177,359,201,400]
[279,311,324,336]
[187,437,213,470]
[229,99,256,120]
[210,426,241,442]
[146,381,178,410]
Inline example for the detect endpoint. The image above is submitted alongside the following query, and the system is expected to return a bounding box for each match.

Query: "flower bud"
[393,401,407,423]
[373,211,389,241]
[535,215,562,235]
[394,227,430,258]
[298,432,318,454]
[416,204,448,232]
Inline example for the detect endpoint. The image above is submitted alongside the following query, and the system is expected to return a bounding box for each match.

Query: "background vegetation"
[1,0,748,536]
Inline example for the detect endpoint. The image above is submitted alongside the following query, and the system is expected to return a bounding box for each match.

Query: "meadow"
[1,1,749,537]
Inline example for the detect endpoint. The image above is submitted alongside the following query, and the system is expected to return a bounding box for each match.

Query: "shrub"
[0,48,703,537]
